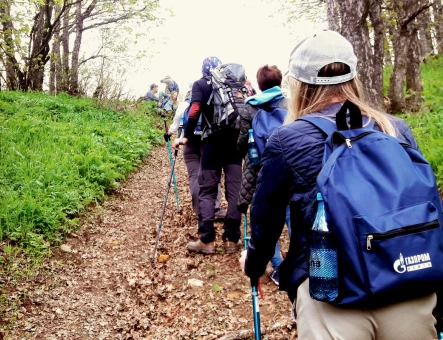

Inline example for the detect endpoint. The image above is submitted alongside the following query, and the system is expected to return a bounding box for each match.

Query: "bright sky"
[123,0,326,97]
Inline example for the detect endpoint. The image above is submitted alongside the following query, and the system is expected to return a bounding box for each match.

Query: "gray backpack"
[203,63,248,138]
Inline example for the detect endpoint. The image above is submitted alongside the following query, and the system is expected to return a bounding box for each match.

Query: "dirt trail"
[4,146,296,340]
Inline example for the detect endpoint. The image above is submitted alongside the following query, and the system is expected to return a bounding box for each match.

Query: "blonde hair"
[285,64,396,137]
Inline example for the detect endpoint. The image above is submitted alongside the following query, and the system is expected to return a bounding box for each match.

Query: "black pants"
[183,142,221,215]
[198,129,242,243]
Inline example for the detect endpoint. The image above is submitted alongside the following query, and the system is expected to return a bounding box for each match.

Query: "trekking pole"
[243,213,262,339]
[165,120,180,212]
[251,277,262,340]
[243,214,249,250]
[151,148,179,263]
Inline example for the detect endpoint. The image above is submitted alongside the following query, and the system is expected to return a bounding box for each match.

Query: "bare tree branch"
[79,54,108,66]
[401,2,432,29]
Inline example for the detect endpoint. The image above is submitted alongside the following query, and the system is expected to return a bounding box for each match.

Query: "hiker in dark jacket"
[237,64,290,285]
[166,85,226,220]
[172,56,243,255]
[241,30,436,339]
[145,83,160,104]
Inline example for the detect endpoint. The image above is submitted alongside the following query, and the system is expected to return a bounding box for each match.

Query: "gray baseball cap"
[288,30,357,85]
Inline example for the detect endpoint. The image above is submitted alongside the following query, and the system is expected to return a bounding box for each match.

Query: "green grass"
[0,91,162,252]
[383,54,443,108]
[399,55,443,194]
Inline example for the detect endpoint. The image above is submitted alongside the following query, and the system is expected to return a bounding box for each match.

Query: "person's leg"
[286,204,292,238]
[197,140,222,244]
[183,143,201,215]
[162,93,170,106]
[269,242,283,285]
[295,279,375,340]
[215,182,222,211]
[374,293,436,340]
[221,131,242,246]
[270,242,283,270]
[214,182,226,220]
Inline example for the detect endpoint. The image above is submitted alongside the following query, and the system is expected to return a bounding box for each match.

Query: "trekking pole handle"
[164,120,169,133]
[250,277,259,287]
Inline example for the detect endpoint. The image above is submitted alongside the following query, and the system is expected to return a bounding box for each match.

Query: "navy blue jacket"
[244,102,419,302]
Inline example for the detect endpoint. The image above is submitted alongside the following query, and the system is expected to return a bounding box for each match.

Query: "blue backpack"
[300,100,443,308]
[251,98,287,158]
[182,99,202,136]
[169,81,179,93]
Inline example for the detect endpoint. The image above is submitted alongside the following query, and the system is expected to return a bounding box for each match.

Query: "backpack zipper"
[366,220,439,250]
[334,131,374,149]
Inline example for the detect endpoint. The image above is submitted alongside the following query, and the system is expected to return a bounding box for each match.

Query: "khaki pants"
[294,279,437,340]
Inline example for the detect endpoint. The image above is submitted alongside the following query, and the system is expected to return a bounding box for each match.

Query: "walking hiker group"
[153,29,443,339]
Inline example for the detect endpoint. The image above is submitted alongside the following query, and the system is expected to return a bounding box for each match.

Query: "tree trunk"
[368,0,384,108]
[338,0,384,109]
[406,28,424,112]
[417,6,433,60]
[384,35,393,66]
[69,0,83,96]
[27,7,45,91]
[327,0,341,32]
[388,0,431,113]
[0,0,25,90]
[388,27,411,113]
[50,6,61,94]
[60,7,71,92]
[384,19,396,66]
[434,1,443,53]
[27,0,58,91]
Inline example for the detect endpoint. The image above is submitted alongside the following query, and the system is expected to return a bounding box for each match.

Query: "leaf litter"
[2,146,297,339]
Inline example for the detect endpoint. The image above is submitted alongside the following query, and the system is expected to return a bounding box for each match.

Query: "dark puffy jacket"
[237,98,287,213]
[237,103,258,213]
[244,102,420,302]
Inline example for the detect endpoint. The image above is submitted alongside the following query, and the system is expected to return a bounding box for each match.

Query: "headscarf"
[202,56,222,76]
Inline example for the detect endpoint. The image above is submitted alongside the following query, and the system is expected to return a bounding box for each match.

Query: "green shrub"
[0,91,162,252]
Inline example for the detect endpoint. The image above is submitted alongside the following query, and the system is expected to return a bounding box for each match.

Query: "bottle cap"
[248,129,253,133]
[316,193,323,201]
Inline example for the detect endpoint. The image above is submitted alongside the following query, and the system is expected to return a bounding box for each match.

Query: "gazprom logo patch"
[393,252,432,274]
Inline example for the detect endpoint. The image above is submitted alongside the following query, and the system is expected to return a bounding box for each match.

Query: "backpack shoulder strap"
[298,116,337,137]
[299,116,375,136]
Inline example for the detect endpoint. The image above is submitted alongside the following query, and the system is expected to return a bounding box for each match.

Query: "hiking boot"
[187,239,216,254]
[223,240,242,254]
[270,269,280,286]
[214,208,227,221]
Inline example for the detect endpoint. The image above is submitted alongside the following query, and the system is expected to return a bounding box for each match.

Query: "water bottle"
[438,332,443,340]
[309,193,338,301]
[248,129,259,166]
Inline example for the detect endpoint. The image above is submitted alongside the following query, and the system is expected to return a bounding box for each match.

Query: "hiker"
[172,56,243,255]
[159,75,180,107]
[145,83,161,106]
[237,64,291,286]
[160,75,180,95]
[241,30,439,339]
[165,85,226,220]
[162,91,178,118]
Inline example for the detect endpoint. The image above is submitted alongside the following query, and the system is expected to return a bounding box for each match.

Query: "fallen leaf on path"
[60,244,72,252]
[187,278,204,287]
[158,254,169,263]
